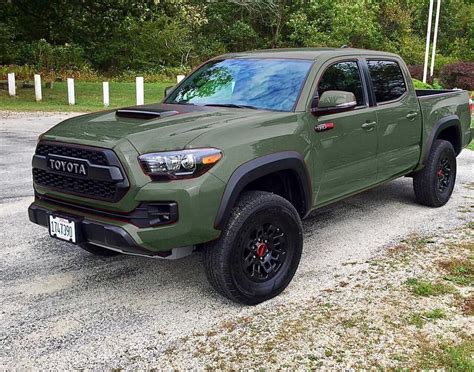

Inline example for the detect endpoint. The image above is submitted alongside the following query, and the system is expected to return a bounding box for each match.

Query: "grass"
[408,308,446,328]
[439,258,474,286]
[0,81,173,112]
[418,340,474,370]
[405,278,455,296]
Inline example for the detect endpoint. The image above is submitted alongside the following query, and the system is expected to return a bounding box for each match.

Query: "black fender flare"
[421,114,462,165]
[214,151,312,230]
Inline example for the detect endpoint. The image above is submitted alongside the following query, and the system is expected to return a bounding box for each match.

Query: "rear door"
[365,59,423,181]
[311,59,379,205]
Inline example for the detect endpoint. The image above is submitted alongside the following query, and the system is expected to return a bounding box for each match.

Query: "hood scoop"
[116,107,179,120]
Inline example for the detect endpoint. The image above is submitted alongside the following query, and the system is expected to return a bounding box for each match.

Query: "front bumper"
[28,203,192,258]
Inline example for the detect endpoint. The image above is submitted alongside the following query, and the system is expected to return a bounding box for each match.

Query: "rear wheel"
[413,139,457,207]
[204,191,303,305]
[79,243,122,256]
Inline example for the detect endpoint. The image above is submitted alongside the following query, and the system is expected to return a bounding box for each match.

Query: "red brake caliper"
[256,243,268,258]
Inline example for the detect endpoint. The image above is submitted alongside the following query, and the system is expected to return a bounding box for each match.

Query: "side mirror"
[311,90,357,116]
[164,86,174,98]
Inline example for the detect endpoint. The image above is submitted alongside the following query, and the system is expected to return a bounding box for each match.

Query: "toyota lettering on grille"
[47,155,89,177]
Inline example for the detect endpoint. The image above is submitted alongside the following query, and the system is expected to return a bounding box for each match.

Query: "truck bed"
[415,89,461,98]
[416,88,471,159]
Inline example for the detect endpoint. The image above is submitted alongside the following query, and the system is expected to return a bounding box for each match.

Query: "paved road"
[1,112,473,368]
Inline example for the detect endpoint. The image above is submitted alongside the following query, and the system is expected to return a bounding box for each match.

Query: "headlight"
[138,148,222,180]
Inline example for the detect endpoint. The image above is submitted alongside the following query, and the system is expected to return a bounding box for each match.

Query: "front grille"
[33,141,129,202]
[33,169,117,200]
[36,144,108,165]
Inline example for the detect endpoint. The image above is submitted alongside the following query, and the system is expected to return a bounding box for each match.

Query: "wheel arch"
[422,115,462,166]
[214,151,312,230]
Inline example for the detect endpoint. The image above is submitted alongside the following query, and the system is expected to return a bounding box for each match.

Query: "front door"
[311,60,379,205]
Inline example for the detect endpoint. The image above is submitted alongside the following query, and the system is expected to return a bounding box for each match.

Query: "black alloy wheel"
[204,191,303,305]
[413,139,457,207]
[241,222,288,282]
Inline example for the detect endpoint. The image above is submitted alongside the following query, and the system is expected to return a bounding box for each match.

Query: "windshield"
[165,58,312,112]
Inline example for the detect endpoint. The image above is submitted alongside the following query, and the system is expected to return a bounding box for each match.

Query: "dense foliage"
[440,62,474,90]
[1,0,472,83]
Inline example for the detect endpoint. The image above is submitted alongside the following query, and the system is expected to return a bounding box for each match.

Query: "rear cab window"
[367,60,407,103]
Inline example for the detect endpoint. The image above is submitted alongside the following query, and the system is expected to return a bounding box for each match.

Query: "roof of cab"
[218,47,400,60]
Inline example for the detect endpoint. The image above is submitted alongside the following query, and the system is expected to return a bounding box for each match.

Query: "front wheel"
[204,191,303,305]
[413,139,457,207]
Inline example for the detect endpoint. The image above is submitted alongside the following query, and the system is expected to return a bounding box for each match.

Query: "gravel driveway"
[1,111,473,368]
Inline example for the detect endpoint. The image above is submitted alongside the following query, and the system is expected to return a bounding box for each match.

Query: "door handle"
[406,112,418,120]
[361,121,376,130]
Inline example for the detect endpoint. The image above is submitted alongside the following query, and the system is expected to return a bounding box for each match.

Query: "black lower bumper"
[28,203,172,257]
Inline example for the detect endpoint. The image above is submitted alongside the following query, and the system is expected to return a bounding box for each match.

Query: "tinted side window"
[367,60,406,103]
[318,61,365,106]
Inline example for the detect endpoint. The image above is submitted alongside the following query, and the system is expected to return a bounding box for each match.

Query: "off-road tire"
[204,191,303,305]
[413,139,457,207]
[79,242,122,256]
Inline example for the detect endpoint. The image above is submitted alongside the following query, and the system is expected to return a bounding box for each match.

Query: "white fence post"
[67,78,75,105]
[176,74,185,83]
[103,82,109,107]
[8,73,16,96]
[423,0,434,83]
[136,76,144,105]
[34,74,42,102]
[430,0,442,77]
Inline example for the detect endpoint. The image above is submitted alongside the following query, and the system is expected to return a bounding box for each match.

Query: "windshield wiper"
[203,103,259,110]
[172,101,196,106]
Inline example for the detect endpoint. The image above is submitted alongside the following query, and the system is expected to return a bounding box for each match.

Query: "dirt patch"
[462,296,474,316]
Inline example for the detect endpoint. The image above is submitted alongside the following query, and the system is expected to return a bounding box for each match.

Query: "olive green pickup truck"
[29,48,472,304]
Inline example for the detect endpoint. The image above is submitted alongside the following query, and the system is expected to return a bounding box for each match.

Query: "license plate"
[49,215,77,243]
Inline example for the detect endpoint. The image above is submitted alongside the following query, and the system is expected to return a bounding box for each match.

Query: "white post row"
[136,76,144,105]
[177,74,185,83]
[8,72,15,96]
[34,74,42,101]
[103,82,109,107]
[67,78,75,105]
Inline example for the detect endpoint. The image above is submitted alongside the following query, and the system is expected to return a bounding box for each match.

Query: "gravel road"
[1,111,473,368]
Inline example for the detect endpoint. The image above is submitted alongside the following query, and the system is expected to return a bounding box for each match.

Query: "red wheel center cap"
[256,243,268,257]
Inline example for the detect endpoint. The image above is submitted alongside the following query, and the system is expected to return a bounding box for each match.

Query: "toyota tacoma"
[29,48,473,304]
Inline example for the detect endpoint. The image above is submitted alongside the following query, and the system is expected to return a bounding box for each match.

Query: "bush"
[440,62,474,90]
[408,65,424,81]
[412,79,444,90]
[0,64,35,81]
[0,64,184,83]
[111,66,189,83]
[408,65,436,85]
[0,22,17,64]
[15,39,89,72]
[0,64,100,82]
[413,79,433,89]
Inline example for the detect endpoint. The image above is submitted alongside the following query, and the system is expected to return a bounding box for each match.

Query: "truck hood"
[42,103,284,153]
